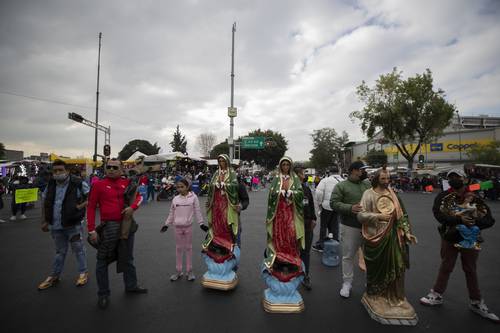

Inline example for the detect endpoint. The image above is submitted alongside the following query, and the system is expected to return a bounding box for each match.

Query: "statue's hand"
[406,233,418,244]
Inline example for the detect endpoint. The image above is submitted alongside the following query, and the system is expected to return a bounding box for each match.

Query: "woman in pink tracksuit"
[161,179,208,281]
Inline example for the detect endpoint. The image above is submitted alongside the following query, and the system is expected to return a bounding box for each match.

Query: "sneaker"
[0,219,6,223]
[20,214,27,220]
[38,276,60,290]
[420,290,444,306]
[187,271,195,281]
[302,275,312,291]
[10,216,16,221]
[469,300,500,323]
[312,244,323,253]
[170,272,183,281]
[340,282,352,298]
[75,272,89,287]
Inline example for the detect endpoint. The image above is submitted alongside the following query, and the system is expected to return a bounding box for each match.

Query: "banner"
[468,183,480,192]
[480,180,494,190]
[15,188,39,204]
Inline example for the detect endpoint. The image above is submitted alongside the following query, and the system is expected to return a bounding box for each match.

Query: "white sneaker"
[0,219,6,223]
[170,272,183,281]
[469,300,500,323]
[10,216,16,221]
[20,214,27,220]
[420,289,444,306]
[340,282,352,298]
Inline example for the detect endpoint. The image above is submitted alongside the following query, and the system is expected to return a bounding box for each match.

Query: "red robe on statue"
[271,178,302,282]
[206,188,234,263]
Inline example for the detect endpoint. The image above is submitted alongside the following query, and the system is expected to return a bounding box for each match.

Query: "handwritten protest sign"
[15,188,39,204]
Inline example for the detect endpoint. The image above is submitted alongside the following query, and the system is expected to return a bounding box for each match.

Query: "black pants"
[301,224,314,275]
[11,201,26,215]
[316,209,338,245]
[96,221,138,296]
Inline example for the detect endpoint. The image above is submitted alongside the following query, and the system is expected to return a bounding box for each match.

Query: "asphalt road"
[0,189,499,333]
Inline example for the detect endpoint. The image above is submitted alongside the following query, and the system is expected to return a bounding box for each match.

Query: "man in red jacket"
[87,158,146,309]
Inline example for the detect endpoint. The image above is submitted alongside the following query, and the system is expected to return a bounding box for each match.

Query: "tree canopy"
[240,129,288,170]
[351,68,455,169]
[170,125,187,154]
[365,149,388,167]
[468,141,500,165]
[118,139,161,160]
[210,140,230,159]
[0,142,5,160]
[196,133,217,157]
[309,128,348,171]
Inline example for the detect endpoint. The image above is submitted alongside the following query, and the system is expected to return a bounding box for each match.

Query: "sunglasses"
[106,165,120,170]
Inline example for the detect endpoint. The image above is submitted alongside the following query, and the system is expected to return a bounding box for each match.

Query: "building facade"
[344,115,500,168]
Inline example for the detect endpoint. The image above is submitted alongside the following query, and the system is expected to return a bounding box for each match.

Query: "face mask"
[53,173,68,181]
[448,178,464,190]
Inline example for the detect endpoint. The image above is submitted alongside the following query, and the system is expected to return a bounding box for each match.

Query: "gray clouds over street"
[1,0,499,160]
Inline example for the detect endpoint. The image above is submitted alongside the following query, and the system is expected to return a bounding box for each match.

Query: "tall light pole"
[456,109,462,161]
[228,23,237,162]
[94,32,102,170]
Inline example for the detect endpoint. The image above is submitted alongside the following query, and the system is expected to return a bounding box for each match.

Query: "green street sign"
[241,136,265,149]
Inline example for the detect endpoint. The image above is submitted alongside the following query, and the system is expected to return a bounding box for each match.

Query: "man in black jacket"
[236,175,250,247]
[420,169,498,323]
[38,159,90,290]
[294,166,316,290]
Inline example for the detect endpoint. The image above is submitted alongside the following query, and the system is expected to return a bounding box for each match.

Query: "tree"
[365,149,388,167]
[468,141,500,165]
[0,142,5,160]
[196,133,217,157]
[118,139,161,160]
[210,140,230,159]
[309,128,348,171]
[170,125,187,154]
[240,129,288,170]
[351,68,456,169]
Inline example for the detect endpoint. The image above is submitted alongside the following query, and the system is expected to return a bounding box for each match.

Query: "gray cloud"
[1,0,499,161]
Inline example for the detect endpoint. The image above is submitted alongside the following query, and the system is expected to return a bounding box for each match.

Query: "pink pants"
[174,226,193,272]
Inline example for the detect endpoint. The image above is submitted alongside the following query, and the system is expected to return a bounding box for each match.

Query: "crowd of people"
[0,155,498,325]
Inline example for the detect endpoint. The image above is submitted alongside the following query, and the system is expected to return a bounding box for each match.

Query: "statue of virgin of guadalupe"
[262,157,305,312]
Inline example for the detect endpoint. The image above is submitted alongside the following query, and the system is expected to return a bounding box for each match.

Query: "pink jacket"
[165,192,204,227]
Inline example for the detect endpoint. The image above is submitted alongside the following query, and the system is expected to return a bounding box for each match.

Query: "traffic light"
[68,112,84,123]
[418,155,425,164]
[103,144,111,157]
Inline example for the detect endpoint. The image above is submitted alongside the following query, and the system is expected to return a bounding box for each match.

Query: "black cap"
[348,161,365,172]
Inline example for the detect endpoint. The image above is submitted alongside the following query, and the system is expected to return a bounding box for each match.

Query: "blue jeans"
[51,225,87,276]
[96,232,138,296]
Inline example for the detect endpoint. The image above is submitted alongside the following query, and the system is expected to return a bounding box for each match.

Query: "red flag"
[468,183,480,191]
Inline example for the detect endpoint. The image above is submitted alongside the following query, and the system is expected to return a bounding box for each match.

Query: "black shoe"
[125,286,148,294]
[98,296,109,309]
[312,244,323,253]
[302,276,312,291]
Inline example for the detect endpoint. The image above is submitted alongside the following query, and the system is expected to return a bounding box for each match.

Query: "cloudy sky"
[1,0,499,161]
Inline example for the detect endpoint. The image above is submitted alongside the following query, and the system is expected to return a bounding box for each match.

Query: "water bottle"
[322,233,340,267]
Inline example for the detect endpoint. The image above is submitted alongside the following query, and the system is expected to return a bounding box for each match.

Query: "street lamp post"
[68,112,110,161]
[228,22,237,162]
[456,110,462,161]
[94,32,102,170]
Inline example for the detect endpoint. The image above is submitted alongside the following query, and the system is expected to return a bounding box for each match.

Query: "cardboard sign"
[15,188,39,204]
[468,183,481,191]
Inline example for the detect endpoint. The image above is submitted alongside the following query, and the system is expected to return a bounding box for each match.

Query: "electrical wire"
[0,90,150,127]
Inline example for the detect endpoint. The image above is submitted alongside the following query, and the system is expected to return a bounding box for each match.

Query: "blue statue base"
[261,263,305,313]
[201,246,240,291]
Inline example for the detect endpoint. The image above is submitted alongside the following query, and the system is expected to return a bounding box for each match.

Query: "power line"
[0,90,150,127]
